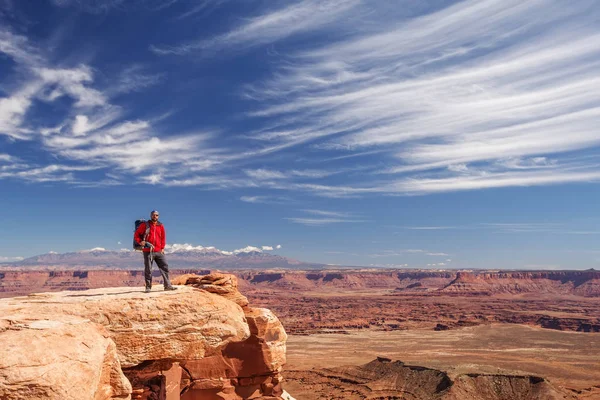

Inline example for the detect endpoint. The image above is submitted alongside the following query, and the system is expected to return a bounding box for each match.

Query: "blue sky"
[1,0,600,269]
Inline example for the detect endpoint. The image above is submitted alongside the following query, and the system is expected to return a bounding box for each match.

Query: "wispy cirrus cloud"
[404,226,458,230]
[243,0,600,195]
[301,209,351,218]
[370,249,449,258]
[244,168,287,180]
[0,255,24,263]
[174,0,228,19]
[50,0,181,13]
[239,195,291,204]
[109,64,165,95]
[398,222,600,235]
[150,0,362,55]
[0,27,231,185]
[285,217,356,226]
[240,195,269,204]
[285,208,365,226]
[4,0,600,200]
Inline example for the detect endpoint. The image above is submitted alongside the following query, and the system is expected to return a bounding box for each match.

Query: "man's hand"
[140,241,146,247]
[161,249,165,254]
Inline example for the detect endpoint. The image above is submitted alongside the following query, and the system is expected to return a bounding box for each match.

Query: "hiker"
[134,210,177,293]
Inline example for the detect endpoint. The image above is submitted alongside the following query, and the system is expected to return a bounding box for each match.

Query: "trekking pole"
[147,243,155,266]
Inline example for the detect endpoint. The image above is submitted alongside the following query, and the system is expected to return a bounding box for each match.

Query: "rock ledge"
[0,273,290,400]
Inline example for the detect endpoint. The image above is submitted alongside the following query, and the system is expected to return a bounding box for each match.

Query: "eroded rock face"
[133,273,289,399]
[284,358,575,400]
[0,274,289,400]
[0,318,131,400]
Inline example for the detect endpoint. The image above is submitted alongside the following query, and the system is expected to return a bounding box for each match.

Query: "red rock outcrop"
[284,358,575,399]
[440,270,600,296]
[0,274,291,400]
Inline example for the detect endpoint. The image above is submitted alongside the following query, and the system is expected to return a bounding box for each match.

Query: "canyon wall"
[2,269,599,298]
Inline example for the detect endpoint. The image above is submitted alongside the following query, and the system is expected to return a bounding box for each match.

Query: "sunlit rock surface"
[0,274,289,400]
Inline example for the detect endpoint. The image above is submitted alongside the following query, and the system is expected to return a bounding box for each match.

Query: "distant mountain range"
[4,246,324,270]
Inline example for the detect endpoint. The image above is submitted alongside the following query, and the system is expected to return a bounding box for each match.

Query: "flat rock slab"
[0,286,250,368]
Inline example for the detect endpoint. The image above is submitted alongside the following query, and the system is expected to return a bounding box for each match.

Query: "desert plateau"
[1,268,599,399]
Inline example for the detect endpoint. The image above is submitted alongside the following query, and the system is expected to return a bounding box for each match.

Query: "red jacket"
[134,221,166,253]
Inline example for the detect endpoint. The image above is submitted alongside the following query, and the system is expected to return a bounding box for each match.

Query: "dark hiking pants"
[143,252,172,289]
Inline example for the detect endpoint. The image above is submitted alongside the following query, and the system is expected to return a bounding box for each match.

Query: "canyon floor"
[242,284,600,399]
[283,324,600,399]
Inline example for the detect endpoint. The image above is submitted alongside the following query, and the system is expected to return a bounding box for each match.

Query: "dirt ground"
[285,324,600,393]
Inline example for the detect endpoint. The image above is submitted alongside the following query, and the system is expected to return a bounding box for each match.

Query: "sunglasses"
[151,214,159,217]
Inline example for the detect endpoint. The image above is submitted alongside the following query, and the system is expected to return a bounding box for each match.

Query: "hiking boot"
[144,287,152,293]
[164,286,177,291]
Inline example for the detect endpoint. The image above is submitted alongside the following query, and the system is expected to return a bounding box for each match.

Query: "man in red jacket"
[134,210,177,293]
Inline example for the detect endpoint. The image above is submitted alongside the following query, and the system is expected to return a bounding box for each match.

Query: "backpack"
[133,220,150,251]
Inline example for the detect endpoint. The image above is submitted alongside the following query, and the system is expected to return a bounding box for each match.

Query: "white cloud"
[286,209,365,225]
[0,29,42,65]
[448,164,469,173]
[164,243,282,255]
[80,247,106,252]
[240,195,268,203]
[151,0,361,55]
[405,226,457,230]
[276,244,282,249]
[175,0,228,19]
[111,65,165,95]
[72,115,91,136]
[0,164,98,183]
[290,169,339,179]
[284,217,354,226]
[301,209,351,218]
[0,256,24,263]
[244,168,287,180]
[370,249,452,258]
[34,66,106,107]
[0,27,231,186]
[51,0,180,13]
[242,0,600,195]
[3,0,600,198]
[165,243,218,253]
[232,246,262,254]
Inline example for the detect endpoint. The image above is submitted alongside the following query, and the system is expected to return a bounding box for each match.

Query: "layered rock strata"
[2,269,599,299]
[0,273,290,400]
[284,358,574,399]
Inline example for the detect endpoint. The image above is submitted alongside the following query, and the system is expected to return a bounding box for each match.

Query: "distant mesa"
[4,246,322,270]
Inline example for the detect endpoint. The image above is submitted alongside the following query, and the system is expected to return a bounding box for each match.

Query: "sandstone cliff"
[0,273,293,400]
[2,269,599,299]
